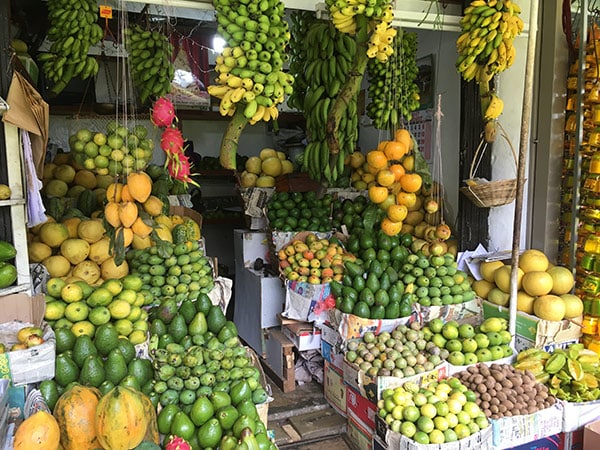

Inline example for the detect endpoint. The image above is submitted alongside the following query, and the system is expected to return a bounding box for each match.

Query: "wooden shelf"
[0,198,26,207]
[0,283,31,297]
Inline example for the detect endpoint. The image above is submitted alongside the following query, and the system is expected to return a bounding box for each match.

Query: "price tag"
[99,5,112,19]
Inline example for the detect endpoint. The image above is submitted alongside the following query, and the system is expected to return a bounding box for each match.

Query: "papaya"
[0,262,17,288]
[0,240,16,262]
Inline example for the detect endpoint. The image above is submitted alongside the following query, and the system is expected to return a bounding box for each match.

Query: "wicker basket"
[460,129,520,208]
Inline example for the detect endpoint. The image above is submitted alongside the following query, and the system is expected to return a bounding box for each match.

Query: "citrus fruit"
[533,294,566,321]
[519,249,549,273]
[561,293,584,318]
[522,271,554,296]
[548,266,575,295]
[479,260,504,283]
[494,265,524,293]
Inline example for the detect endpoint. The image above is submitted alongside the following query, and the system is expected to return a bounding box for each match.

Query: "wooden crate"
[261,327,296,393]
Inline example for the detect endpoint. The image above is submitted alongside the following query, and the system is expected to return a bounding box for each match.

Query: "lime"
[400,421,417,438]
[429,429,445,444]
[413,431,430,444]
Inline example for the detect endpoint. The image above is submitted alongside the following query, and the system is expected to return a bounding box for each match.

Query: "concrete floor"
[266,378,352,450]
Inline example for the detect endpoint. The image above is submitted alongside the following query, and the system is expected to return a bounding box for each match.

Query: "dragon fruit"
[160,126,185,156]
[166,153,199,187]
[151,96,176,128]
[165,435,191,450]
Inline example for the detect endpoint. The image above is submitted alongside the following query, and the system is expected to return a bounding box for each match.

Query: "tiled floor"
[266,377,352,449]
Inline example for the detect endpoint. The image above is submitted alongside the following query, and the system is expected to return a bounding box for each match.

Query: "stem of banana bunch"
[326,15,370,156]
[219,108,249,170]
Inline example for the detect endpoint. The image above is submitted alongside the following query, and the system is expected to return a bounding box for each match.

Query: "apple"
[297,267,310,277]
[305,233,317,246]
[320,257,332,268]
[310,268,321,277]
[321,268,334,278]
[284,245,295,257]
[294,242,308,253]
[315,249,327,260]
[311,242,324,251]
[309,259,320,269]
[298,258,310,268]
[307,275,321,285]
[424,198,439,214]
[326,247,337,258]
[297,276,308,282]
[302,250,314,260]
[280,260,290,269]
[283,266,293,275]
[287,271,299,281]
[278,249,287,260]
[435,223,452,241]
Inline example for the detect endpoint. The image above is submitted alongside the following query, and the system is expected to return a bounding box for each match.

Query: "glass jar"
[582,315,598,334]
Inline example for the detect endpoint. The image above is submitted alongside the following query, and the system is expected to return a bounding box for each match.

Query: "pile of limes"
[127,240,214,307]
[378,377,490,445]
[266,191,334,232]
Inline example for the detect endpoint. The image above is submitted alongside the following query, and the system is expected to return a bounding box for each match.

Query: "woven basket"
[460,128,520,208]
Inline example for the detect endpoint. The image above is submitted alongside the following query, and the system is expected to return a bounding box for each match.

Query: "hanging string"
[432,92,445,225]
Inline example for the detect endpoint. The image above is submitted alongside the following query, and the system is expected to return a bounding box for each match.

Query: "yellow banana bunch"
[42,0,103,95]
[456,0,524,83]
[483,92,504,120]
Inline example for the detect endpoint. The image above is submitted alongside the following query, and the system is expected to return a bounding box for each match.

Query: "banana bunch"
[286,11,314,112]
[208,0,293,124]
[483,92,504,120]
[366,29,420,129]
[293,19,358,184]
[456,0,524,83]
[124,25,175,104]
[40,0,103,95]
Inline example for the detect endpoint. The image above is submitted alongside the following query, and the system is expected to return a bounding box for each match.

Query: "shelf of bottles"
[560,25,600,348]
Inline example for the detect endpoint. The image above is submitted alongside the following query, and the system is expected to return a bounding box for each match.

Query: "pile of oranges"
[347,129,423,236]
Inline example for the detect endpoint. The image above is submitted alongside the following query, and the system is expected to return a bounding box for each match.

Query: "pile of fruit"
[425,318,513,367]
[474,249,584,322]
[0,240,17,289]
[514,343,600,402]
[41,323,154,408]
[239,147,295,188]
[277,232,351,284]
[267,191,334,232]
[128,239,214,307]
[1,325,46,352]
[67,123,154,176]
[378,377,490,445]
[44,275,150,344]
[345,323,448,379]
[148,297,273,448]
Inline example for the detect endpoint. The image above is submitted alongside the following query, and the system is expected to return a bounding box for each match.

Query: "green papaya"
[0,241,16,262]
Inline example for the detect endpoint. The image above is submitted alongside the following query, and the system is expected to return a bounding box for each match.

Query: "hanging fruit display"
[40,0,103,95]
[285,10,313,112]
[366,28,420,130]
[208,0,294,169]
[455,0,524,141]
[289,16,357,184]
[125,25,175,103]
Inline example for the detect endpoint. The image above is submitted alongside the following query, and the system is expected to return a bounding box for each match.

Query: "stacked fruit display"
[292,17,358,184]
[267,191,334,232]
[426,318,513,367]
[0,240,17,289]
[40,323,154,409]
[148,299,274,449]
[67,122,154,176]
[128,240,213,307]
[454,363,556,420]
[514,343,600,402]
[378,377,490,445]
[345,323,448,379]
[239,147,295,188]
[208,0,293,123]
[277,232,351,283]
[125,25,175,103]
[366,29,420,128]
[474,249,584,322]
[4,325,46,352]
[332,228,414,319]
[44,274,150,344]
[40,0,103,95]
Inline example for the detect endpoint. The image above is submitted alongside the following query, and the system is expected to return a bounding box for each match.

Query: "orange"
[377,169,396,187]
[400,173,422,193]
[361,172,375,184]
[369,185,389,204]
[388,204,408,222]
[383,140,409,161]
[402,154,415,171]
[395,128,414,151]
[366,150,388,170]
[381,217,402,236]
[396,191,417,208]
[377,141,389,151]
[389,164,406,181]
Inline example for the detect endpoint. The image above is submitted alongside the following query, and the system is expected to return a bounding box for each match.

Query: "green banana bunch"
[41,0,103,95]
[455,0,524,83]
[208,0,293,124]
[366,29,419,130]
[125,25,175,104]
[286,11,314,112]
[292,18,357,185]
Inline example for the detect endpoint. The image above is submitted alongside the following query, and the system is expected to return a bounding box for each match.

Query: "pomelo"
[44,179,69,197]
[522,271,553,297]
[516,291,536,314]
[245,156,262,175]
[519,249,549,273]
[240,171,258,188]
[259,148,277,160]
[493,265,523,293]
[73,170,97,189]
[42,255,71,278]
[487,287,510,306]
[60,238,90,265]
[548,266,575,295]
[255,176,275,188]
[560,293,584,319]
[533,294,566,321]
[39,222,69,248]
[77,219,105,243]
[72,260,101,285]
[28,242,52,263]
[472,279,494,299]
[261,156,283,177]
[479,260,504,283]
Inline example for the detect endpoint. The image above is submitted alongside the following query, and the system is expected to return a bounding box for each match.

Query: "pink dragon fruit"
[165,435,191,450]
[166,153,199,187]
[151,96,176,128]
[160,126,185,156]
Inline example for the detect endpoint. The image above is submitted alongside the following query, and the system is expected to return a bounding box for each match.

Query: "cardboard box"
[562,399,600,433]
[414,298,483,326]
[282,321,321,351]
[347,415,373,450]
[0,294,55,385]
[320,322,344,371]
[490,403,563,449]
[324,361,346,417]
[328,309,413,342]
[482,300,582,352]
[375,414,493,450]
[503,433,562,450]
[583,420,600,450]
[343,359,448,403]
[169,205,203,231]
[346,385,377,432]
